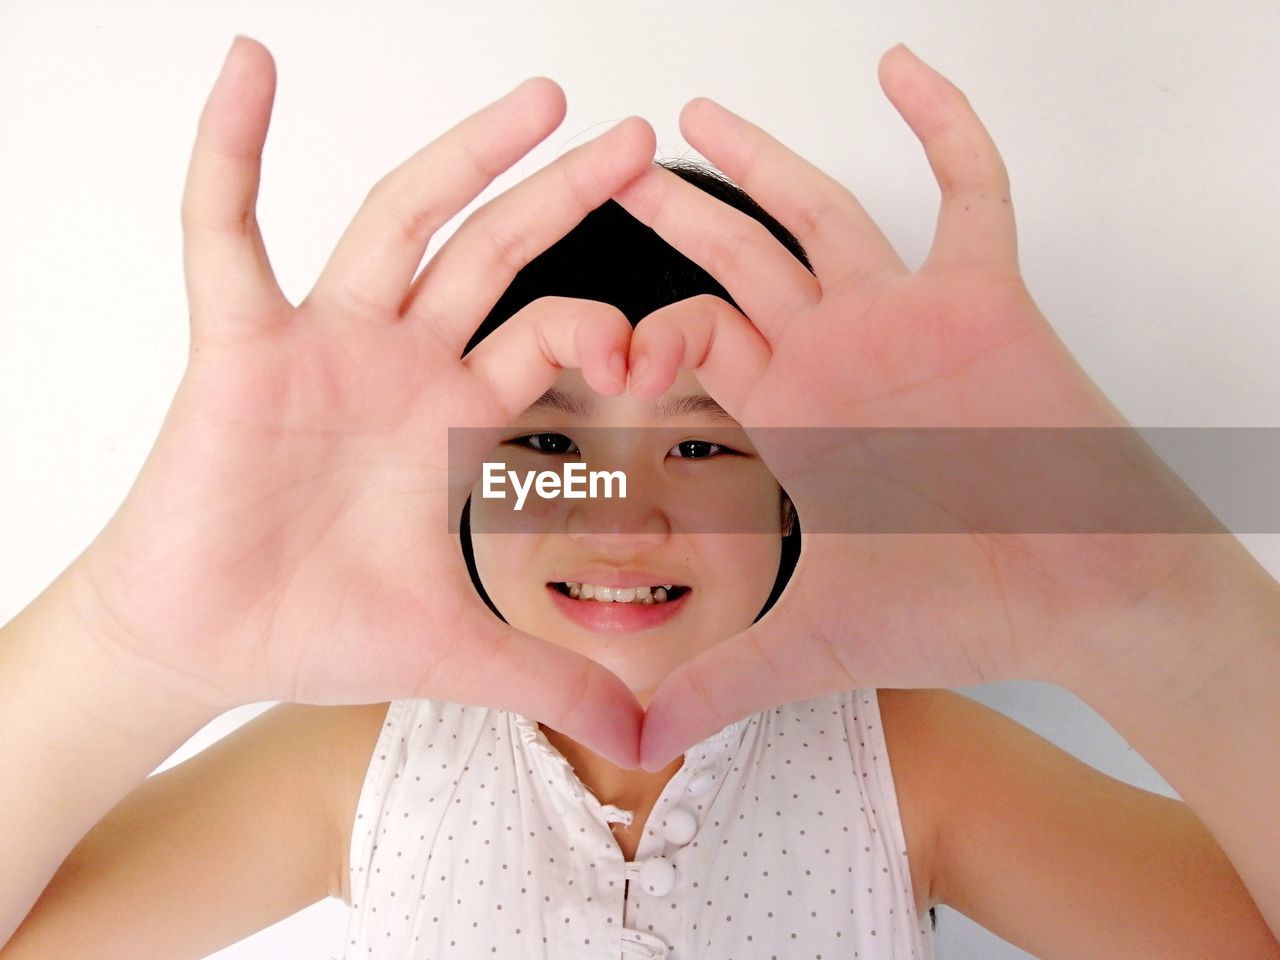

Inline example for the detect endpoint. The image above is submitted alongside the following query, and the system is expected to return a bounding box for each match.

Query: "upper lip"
[549,568,690,588]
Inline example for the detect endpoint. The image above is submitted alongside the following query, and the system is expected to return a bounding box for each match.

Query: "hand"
[614,44,1209,769]
[62,37,652,766]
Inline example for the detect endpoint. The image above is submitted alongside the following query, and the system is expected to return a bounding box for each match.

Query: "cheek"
[668,484,782,536]
[469,484,562,534]
[470,533,536,601]
[744,538,785,599]
[468,532,498,586]
[697,535,784,617]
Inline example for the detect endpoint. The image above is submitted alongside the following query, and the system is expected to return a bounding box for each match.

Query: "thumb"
[181,36,290,337]
[627,294,769,408]
[638,577,826,771]
[388,569,646,768]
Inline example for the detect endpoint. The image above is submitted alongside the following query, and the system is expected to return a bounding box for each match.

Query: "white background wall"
[2,2,1277,958]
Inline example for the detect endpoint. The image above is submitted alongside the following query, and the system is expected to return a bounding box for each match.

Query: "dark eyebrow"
[652,393,739,424]
[526,388,591,417]
[525,389,738,424]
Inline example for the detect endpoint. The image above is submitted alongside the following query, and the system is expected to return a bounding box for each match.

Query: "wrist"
[1053,535,1280,703]
[5,564,236,734]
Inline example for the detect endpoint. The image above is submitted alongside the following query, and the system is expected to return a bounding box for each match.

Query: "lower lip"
[546,584,690,633]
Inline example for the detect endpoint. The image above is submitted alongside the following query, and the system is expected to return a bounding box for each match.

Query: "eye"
[507,433,580,455]
[668,439,730,460]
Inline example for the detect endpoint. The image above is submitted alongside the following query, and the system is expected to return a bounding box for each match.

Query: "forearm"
[1058,536,1280,943]
[0,566,226,947]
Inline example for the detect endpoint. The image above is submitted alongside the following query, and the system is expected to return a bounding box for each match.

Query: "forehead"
[519,368,738,424]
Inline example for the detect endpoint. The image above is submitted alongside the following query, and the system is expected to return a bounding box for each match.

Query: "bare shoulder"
[0,699,394,958]
[876,689,1280,957]
[209,700,392,907]
[873,688,945,921]
[326,701,394,906]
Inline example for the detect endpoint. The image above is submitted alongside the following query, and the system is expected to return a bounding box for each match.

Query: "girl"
[3,34,1277,960]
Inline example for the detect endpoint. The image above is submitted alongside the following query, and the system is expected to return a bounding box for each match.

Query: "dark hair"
[459,158,805,623]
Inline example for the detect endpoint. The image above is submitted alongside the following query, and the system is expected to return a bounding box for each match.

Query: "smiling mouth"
[548,582,691,604]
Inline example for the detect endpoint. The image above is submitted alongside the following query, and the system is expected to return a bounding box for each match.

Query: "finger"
[637,577,844,770]
[668,96,908,291]
[462,296,633,417]
[626,295,771,418]
[405,567,645,767]
[306,76,568,323]
[611,163,823,342]
[877,44,1020,277]
[402,116,657,354]
[181,36,291,335]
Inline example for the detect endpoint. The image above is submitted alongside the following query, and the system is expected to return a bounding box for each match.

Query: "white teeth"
[559,582,682,604]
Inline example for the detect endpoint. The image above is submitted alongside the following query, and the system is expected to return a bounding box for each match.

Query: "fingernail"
[608,349,627,388]
[895,41,916,59]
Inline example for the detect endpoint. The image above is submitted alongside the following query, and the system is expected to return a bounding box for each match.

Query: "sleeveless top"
[341,688,936,959]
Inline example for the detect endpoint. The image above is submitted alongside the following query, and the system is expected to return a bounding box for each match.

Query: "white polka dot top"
[342,688,936,959]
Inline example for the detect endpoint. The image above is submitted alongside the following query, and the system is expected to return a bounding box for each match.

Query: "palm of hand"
[71,41,654,767]
[89,310,506,708]
[742,268,1051,430]
[615,46,1202,765]
[751,268,1172,690]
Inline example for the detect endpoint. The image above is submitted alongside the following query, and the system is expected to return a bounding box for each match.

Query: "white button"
[638,855,677,896]
[686,770,716,797]
[660,806,697,845]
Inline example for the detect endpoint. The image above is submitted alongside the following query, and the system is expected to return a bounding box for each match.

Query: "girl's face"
[469,367,787,707]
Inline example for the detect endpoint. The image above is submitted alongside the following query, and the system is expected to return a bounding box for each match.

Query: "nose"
[563,475,672,549]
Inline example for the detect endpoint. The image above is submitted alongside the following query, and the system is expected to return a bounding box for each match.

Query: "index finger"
[400,115,657,353]
[657,96,909,292]
[306,76,571,324]
[611,162,823,343]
